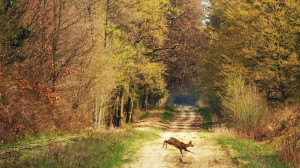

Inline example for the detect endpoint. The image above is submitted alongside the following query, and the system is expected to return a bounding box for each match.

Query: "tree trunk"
[142,87,149,111]
[104,0,110,48]
[114,93,120,127]
[130,99,134,122]
[126,96,131,123]
[119,87,124,127]
[98,95,103,128]
[51,0,62,92]
[93,96,97,124]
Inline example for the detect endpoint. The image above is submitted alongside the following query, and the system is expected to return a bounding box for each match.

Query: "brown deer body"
[163,137,195,156]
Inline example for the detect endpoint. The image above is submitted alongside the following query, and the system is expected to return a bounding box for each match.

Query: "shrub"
[220,71,268,133]
[160,111,175,123]
[164,105,175,112]
[199,107,213,129]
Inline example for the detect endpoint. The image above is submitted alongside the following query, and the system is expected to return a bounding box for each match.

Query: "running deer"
[162,137,196,156]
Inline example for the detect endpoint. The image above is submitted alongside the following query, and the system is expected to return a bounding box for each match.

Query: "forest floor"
[123,106,236,168]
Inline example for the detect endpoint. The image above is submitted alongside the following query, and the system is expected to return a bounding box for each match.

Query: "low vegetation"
[164,105,175,112]
[0,129,159,168]
[220,71,268,133]
[218,137,289,168]
[160,111,175,123]
[139,111,150,120]
[199,107,213,129]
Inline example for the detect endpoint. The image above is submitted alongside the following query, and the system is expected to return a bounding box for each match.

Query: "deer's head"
[188,141,194,147]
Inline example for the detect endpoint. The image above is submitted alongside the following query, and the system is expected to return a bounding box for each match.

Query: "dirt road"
[123,106,236,168]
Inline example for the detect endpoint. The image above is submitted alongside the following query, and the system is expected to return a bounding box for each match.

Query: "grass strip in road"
[1,129,160,168]
[218,137,290,168]
[160,111,175,123]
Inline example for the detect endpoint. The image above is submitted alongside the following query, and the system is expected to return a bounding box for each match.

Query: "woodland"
[0,0,299,167]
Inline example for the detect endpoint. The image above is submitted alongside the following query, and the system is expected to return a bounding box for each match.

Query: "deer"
[162,137,196,156]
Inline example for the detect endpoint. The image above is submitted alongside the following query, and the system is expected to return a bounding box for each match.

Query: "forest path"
[123,106,236,168]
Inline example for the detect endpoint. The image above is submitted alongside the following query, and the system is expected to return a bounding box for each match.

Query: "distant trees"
[157,0,205,92]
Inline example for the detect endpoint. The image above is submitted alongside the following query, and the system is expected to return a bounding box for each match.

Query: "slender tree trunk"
[119,87,124,127]
[115,94,119,127]
[87,0,96,48]
[126,96,131,123]
[142,87,149,111]
[51,0,62,92]
[93,96,97,124]
[98,87,104,128]
[130,98,134,122]
[97,94,103,128]
[104,0,110,48]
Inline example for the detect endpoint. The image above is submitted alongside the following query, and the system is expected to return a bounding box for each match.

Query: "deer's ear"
[189,141,192,144]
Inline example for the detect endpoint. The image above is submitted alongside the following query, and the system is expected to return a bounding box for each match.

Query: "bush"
[164,105,175,112]
[160,111,175,123]
[220,71,268,133]
[199,107,213,129]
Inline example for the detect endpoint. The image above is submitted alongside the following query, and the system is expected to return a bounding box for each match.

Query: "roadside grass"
[199,107,214,129]
[139,111,150,120]
[164,105,175,112]
[218,137,290,168]
[0,129,159,168]
[0,133,82,153]
[0,133,59,149]
[149,105,162,110]
[160,111,175,123]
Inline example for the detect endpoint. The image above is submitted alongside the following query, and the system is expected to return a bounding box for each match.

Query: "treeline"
[200,0,299,124]
[199,0,299,164]
[200,0,299,104]
[0,0,204,142]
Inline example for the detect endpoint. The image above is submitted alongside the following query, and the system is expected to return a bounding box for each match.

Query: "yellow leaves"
[204,0,300,100]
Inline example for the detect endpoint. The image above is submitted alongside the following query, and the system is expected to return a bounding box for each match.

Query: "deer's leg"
[186,149,196,155]
[180,149,183,157]
[163,140,168,149]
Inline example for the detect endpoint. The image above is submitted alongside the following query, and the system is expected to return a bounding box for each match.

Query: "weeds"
[160,111,175,123]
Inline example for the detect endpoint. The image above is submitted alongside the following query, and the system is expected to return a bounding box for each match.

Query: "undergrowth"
[160,111,175,123]
[218,137,290,168]
[139,111,150,120]
[164,105,175,112]
[0,129,158,168]
[199,107,213,129]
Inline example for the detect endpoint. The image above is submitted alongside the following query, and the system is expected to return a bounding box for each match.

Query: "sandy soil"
[123,106,236,168]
